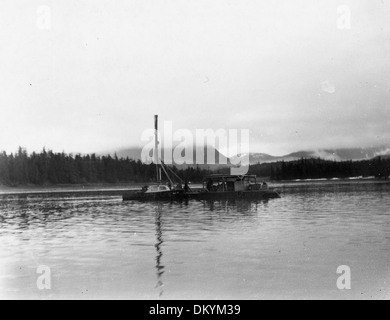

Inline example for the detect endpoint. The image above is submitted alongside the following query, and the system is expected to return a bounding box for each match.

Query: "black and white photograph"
[1,0,390,302]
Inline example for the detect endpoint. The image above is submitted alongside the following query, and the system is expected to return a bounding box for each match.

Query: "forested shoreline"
[248,157,390,180]
[0,148,211,187]
[0,148,389,187]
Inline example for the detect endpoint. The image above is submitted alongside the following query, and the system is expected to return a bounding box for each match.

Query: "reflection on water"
[154,205,164,297]
[0,181,390,299]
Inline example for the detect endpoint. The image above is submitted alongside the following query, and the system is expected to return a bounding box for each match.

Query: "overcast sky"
[0,0,389,156]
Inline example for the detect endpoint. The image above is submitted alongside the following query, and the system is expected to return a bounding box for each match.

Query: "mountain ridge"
[103,146,390,166]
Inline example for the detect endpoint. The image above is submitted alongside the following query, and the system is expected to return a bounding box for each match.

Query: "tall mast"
[154,115,160,184]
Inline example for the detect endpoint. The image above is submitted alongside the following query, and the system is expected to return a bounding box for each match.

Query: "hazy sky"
[0,0,389,156]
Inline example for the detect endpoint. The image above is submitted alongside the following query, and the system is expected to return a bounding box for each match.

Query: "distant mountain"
[248,147,390,164]
[110,147,144,161]
[105,146,390,166]
[104,145,230,170]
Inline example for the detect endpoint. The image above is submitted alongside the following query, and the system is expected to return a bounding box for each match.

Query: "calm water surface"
[1,181,390,299]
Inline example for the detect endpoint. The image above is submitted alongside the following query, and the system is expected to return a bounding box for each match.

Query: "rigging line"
[159,160,174,186]
[161,160,184,184]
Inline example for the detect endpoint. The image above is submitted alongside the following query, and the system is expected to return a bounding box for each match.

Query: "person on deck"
[176,183,183,190]
[206,179,213,192]
[184,181,191,193]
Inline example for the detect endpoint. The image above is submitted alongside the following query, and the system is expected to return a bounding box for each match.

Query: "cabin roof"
[204,174,257,180]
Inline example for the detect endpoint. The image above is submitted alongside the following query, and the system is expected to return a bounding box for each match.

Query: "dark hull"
[122,190,185,201]
[186,190,281,200]
[123,189,280,202]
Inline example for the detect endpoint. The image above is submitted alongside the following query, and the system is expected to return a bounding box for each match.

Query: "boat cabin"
[144,185,171,193]
[203,175,268,192]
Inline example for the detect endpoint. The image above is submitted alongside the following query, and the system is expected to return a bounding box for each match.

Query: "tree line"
[1,148,389,186]
[248,157,390,180]
[0,147,212,186]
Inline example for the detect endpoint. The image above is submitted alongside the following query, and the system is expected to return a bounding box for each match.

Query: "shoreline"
[0,182,145,195]
[1,178,389,196]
